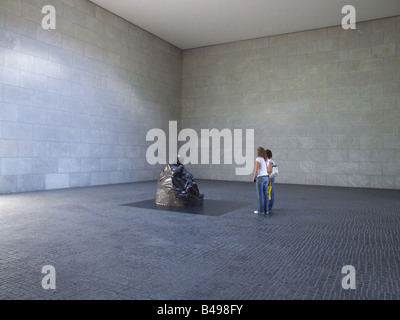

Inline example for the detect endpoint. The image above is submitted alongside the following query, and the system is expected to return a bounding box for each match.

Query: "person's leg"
[256,177,265,214]
[263,177,269,214]
[268,177,275,211]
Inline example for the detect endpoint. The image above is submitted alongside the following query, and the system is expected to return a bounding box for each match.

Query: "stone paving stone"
[0,180,400,300]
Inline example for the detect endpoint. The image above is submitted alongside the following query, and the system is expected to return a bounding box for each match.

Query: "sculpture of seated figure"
[156,156,204,207]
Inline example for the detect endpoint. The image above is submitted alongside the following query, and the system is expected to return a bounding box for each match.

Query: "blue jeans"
[256,176,269,214]
[268,177,275,211]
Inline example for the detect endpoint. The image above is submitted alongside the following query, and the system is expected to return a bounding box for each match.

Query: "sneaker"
[253,210,259,214]
[264,211,269,215]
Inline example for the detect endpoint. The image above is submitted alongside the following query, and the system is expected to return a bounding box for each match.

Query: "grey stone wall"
[1,1,399,193]
[0,0,182,193]
[182,17,400,189]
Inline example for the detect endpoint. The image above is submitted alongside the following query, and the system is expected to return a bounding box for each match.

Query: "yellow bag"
[267,184,271,200]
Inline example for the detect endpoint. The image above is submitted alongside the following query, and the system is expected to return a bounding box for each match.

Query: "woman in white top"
[252,147,272,214]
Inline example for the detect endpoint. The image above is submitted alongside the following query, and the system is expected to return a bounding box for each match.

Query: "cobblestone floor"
[1,180,400,300]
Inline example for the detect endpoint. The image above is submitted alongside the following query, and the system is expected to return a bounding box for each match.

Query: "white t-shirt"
[256,157,269,177]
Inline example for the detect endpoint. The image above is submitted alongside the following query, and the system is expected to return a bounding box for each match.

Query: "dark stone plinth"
[122,199,250,216]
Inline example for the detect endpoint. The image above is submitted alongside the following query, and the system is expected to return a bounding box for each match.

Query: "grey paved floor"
[1,180,400,300]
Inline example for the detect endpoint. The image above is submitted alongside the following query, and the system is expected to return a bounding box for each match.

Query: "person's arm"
[253,160,260,182]
[267,160,272,175]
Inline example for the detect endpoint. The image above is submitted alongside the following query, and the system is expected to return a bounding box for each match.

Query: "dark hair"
[265,149,272,159]
[257,146,265,158]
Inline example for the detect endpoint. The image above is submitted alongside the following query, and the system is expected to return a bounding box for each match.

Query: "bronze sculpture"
[156,156,204,207]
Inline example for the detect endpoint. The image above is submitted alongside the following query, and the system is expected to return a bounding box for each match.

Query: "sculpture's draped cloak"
[156,163,204,206]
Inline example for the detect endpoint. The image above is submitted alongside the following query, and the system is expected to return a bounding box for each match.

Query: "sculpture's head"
[168,154,184,165]
[177,154,184,164]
